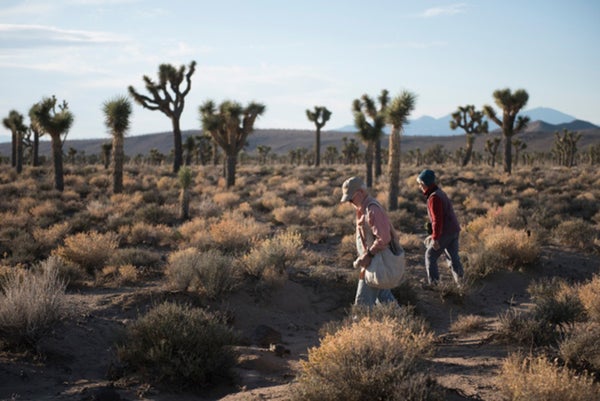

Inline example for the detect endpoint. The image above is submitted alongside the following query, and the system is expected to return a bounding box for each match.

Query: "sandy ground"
[1,245,597,401]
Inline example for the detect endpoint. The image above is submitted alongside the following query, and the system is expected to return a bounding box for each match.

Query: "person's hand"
[354,253,372,269]
[432,240,440,250]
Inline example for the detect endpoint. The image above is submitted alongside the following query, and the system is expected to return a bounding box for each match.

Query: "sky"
[1,0,599,141]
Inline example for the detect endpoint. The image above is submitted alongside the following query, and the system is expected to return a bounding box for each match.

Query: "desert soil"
[0,245,597,401]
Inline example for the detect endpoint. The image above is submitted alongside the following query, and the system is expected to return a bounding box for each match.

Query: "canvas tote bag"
[357,202,406,289]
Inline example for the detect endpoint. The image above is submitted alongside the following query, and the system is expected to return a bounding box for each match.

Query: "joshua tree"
[449,105,488,166]
[3,110,27,173]
[553,129,582,167]
[28,103,44,167]
[200,100,265,187]
[128,60,196,174]
[178,166,193,220]
[512,138,527,167]
[30,96,73,191]
[385,90,416,211]
[306,106,332,166]
[483,88,530,175]
[101,143,112,170]
[184,136,195,166]
[103,95,132,194]
[485,137,501,168]
[353,90,389,187]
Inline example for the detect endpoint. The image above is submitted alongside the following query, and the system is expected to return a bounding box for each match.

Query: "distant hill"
[1,121,598,159]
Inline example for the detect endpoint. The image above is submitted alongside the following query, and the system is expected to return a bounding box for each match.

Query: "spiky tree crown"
[103,96,132,135]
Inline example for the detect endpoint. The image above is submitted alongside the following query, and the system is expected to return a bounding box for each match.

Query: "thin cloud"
[0,24,128,49]
[421,3,466,18]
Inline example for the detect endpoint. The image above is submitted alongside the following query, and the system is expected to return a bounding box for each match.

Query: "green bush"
[117,302,238,390]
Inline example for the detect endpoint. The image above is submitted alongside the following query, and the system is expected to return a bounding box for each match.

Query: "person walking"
[417,169,464,287]
[341,176,397,306]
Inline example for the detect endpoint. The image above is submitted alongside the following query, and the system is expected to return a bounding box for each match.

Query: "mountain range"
[0,107,598,157]
[336,107,592,136]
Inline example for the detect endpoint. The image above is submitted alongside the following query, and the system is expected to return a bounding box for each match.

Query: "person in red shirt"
[341,176,397,306]
[417,169,464,287]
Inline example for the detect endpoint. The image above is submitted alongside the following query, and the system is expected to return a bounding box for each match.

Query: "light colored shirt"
[356,196,392,254]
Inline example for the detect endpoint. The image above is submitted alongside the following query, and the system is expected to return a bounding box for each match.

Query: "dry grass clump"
[117,302,238,390]
[32,221,71,254]
[242,230,302,287]
[552,218,598,252]
[101,264,139,286]
[209,211,270,253]
[0,259,69,348]
[54,231,119,275]
[450,314,488,335]
[165,248,239,298]
[578,274,600,321]
[294,304,441,401]
[307,205,333,226]
[212,191,240,209]
[498,353,600,401]
[465,226,540,278]
[258,191,286,211]
[497,278,585,347]
[559,322,600,375]
[272,205,306,225]
[120,221,175,247]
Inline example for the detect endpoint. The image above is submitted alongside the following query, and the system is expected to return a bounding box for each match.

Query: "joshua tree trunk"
[226,154,237,187]
[113,134,124,193]
[364,142,374,188]
[51,135,64,191]
[388,127,401,211]
[462,134,475,166]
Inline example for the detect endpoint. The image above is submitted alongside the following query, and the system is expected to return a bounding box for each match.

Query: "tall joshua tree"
[450,105,488,166]
[386,90,416,211]
[483,88,530,175]
[28,103,43,167]
[128,60,196,173]
[200,100,265,187]
[3,110,27,173]
[353,90,389,187]
[30,96,74,191]
[103,95,132,194]
[306,106,331,166]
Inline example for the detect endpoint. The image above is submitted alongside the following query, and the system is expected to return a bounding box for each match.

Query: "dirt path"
[0,247,597,401]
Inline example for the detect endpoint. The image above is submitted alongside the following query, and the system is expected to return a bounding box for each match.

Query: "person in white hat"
[341,176,397,306]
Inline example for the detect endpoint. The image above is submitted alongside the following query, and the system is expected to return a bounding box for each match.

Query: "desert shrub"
[498,353,600,401]
[101,264,138,286]
[134,204,176,225]
[108,248,163,270]
[552,218,598,252]
[209,211,270,254]
[307,205,332,226]
[258,192,285,211]
[496,309,557,347]
[165,248,238,298]
[578,274,600,322]
[89,174,110,190]
[293,305,441,401]
[336,234,357,269]
[121,221,175,247]
[28,199,64,228]
[450,314,487,335]
[0,259,69,348]
[496,279,584,347]
[212,191,240,209]
[32,221,71,254]
[272,205,305,225]
[117,302,238,389]
[242,230,302,287]
[54,231,119,275]
[559,322,600,374]
[465,225,540,278]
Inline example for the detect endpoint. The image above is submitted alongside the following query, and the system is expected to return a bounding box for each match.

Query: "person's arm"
[366,205,392,254]
[429,195,444,240]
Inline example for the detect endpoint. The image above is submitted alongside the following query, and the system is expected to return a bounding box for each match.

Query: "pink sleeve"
[366,205,392,253]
